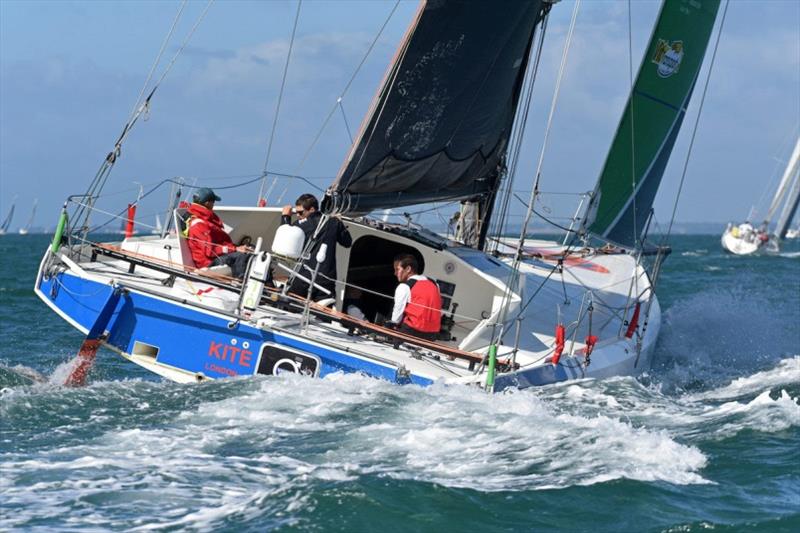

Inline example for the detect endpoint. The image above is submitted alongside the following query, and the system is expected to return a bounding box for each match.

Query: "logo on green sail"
[652,39,684,78]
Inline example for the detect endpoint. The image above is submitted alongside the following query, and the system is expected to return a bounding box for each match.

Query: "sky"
[0,0,798,233]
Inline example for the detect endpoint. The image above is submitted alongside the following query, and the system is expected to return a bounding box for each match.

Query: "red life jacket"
[403,278,442,333]
[186,203,236,268]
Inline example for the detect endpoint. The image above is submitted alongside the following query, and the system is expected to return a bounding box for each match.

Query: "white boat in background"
[722,137,800,255]
[721,221,767,255]
[35,0,720,390]
[150,214,163,235]
[18,199,38,235]
[0,195,17,235]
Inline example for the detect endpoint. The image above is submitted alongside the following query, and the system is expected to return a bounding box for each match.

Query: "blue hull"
[37,271,432,386]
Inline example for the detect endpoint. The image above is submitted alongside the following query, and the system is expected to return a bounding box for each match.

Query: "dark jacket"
[281,212,352,295]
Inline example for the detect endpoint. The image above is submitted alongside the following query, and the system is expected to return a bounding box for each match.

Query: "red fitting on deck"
[125,203,137,238]
[584,335,598,356]
[625,302,641,339]
[551,324,566,365]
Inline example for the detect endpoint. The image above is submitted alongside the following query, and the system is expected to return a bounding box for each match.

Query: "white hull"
[721,228,764,255]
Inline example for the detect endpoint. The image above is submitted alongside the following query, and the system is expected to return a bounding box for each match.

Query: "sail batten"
[583,0,721,249]
[326,0,547,215]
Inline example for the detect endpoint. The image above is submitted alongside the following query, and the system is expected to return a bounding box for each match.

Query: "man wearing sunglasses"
[281,193,352,299]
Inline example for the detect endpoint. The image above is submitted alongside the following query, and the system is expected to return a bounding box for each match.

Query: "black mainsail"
[324,0,548,215]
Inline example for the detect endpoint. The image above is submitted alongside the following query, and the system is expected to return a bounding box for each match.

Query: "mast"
[763,137,800,228]
[772,157,800,242]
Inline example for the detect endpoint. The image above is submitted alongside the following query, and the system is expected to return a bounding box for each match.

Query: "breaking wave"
[2,352,798,530]
[653,286,800,394]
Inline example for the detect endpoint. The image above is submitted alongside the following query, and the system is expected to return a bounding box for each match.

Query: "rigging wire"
[493,0,582,346]
[624,0,642,335]
[126,0,187,130]
[338,99,355,144]
[512,193,584,234]
[627,0,638,248]
[490,8,550,253]
[85,169,324,235]
[502,0,580,275]
[72,0,214,240]
[664,0,730,242]
[257,0,303,203]
[518,0,580,245]
[295,0,401,174]
[325,1,421,207]
[750,126,800,221]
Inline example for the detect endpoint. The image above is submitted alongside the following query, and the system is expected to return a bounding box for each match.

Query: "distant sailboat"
[722,137,800,255]
[18,199,38,235]
[151,214,163,235]
[0,195,17,235]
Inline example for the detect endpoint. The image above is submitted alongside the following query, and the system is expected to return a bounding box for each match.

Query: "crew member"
[390,253,441,340]
[186,187,250,278]
[281,193,352,299]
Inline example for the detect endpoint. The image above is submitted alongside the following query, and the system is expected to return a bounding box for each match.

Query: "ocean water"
[1,234,798,532]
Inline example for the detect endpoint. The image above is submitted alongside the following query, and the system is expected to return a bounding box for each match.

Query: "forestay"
[325,0,548,214]
[583,0,721,249]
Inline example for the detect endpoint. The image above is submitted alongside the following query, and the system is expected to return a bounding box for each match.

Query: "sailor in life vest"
[186,187,251,278]
[390,253,442,341]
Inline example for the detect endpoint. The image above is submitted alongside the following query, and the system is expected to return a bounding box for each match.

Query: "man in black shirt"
[281,194,352,299]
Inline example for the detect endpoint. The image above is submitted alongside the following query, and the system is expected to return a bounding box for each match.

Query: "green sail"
[584,0,721,248]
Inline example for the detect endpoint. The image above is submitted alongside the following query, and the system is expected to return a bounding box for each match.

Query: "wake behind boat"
[35,0,721,390]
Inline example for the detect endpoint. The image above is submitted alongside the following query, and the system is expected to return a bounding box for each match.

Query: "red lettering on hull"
[204,363,238,377]
[207,340,255,371]
[208,341,223,358]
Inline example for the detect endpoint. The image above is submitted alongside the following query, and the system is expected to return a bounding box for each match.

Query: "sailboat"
[18,199,38,235]
[722,137,800,255]
[151,214,163,235]
[34,0,721,389]
[0,195,17,235]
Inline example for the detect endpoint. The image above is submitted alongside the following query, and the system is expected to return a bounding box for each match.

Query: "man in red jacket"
[186,187,250,278]
[390,253,441,341]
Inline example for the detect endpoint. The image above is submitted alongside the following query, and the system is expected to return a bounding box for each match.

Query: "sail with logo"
[583,0,721,249]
